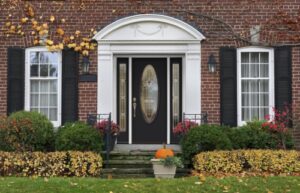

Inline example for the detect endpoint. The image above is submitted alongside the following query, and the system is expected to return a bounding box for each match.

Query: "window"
[25,47,62,127]
[237,47,274,125]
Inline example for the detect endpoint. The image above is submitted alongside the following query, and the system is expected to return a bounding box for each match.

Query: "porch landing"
[113,144,181,152]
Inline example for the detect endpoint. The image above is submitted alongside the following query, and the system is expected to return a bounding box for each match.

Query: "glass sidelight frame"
[115,55,184,144]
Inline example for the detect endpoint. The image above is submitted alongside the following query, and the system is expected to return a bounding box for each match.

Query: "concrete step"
[101,148,189,178]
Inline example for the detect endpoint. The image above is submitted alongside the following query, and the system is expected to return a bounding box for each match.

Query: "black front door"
[132,58,167,144]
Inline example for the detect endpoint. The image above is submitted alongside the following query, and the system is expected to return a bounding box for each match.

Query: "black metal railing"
[87,113,112,168]
[182,112,208,128]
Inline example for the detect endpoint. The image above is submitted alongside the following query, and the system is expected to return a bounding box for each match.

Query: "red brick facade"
[1,0,300,147]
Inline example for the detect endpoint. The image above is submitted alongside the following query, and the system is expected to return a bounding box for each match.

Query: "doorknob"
[133,97,137,118]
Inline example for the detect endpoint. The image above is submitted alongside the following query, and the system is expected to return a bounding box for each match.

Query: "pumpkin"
[155,144,174,159]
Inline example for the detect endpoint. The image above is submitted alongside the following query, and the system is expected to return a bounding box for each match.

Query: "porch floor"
[113,144,181,152]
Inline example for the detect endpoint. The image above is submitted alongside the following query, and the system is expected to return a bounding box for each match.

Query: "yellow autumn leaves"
[0,151,102,177]
[3,3,97,56]
[193,150,300,176]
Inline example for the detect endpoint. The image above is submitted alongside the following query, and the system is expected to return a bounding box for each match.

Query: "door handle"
[133,97,137,118]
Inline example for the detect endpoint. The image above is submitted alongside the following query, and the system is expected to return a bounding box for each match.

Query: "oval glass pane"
[140,65,159,123]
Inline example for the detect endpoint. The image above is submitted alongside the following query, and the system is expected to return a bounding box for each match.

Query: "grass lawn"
[0,176,299,193]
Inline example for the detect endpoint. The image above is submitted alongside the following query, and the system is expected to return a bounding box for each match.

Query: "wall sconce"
[208,54,217,73]
[81,56,90,74]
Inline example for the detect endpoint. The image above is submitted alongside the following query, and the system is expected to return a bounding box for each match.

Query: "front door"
[132,58,167,144]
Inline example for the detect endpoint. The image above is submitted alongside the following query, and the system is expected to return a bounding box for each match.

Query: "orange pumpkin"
[155,144,174,159]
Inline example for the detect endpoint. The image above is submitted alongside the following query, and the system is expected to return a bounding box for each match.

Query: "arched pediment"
[93,14,205,43]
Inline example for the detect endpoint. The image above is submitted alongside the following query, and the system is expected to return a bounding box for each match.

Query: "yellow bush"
[193,150,300,175]
[0,151,102,177]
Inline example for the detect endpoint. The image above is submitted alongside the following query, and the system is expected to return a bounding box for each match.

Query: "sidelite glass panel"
[119,63,127,132]
[172,63,180,128]
[140,64,159,124]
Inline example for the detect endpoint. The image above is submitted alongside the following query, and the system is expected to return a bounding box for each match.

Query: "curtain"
[241,52,269,122]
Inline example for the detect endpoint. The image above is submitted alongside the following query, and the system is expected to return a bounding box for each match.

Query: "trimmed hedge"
[193,150,300,175]
[0,111,55,152]
[0,151,102,177]
[55,122,103,152]
[181,125,232,161]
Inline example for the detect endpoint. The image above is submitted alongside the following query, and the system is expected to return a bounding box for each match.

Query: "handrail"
[87,113,112,168]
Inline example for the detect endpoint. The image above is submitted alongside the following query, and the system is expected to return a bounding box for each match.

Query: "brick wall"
[0,0,299,145]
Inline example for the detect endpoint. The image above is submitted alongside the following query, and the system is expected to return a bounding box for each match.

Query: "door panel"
[132,58,167,144]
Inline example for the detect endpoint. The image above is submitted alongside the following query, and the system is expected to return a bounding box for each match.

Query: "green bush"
[55,122,103,152]
[228,120,294,150]
[0,111,55,152]
[228,120,277,149]
[181,124,232,161]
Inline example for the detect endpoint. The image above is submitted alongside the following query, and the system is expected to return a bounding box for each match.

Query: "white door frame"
[114,55,184,144]
[93,14,205,144]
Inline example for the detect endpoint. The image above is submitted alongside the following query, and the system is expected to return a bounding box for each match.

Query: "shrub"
[55,122,103,152]
[96,120,120,136]
[0,151,102,177]
[228,120,278,149]
[181,125,232,161]
[263,105,294,149]
[228,120,294,150]
[173,120,198,136]
[193,150,300,175]
[0,111,55,152]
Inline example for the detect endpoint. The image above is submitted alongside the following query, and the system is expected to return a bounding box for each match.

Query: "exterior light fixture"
[208,54,217,73]
[81,56,90,74]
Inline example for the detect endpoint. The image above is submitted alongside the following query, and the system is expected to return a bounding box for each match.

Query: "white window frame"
[237,47,275,126]
[24,46,62,127]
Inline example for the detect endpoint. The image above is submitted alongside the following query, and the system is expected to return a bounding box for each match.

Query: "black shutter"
[62,49,79,124]
[7,47,25,115]
[220,47,237,126]
[275,46,292,110]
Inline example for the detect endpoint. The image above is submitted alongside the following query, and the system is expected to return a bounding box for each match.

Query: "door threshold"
[114,144,181,152]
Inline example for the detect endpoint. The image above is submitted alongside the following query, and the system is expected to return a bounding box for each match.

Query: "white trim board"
[114,55,182,144]
[24,46,62,127]
[237,47,275,126]
[94,14,204,144]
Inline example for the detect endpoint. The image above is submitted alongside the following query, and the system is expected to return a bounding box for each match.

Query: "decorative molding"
[93,14,205,42]
[96,14,203,144]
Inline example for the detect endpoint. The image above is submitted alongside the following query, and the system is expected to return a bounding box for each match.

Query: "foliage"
[55,122,103,152]
[227,120,278,150]
[0,151,102,177]
[160,156,184,168]
[193,150,300,176]
[96,120,120,136]
[262,105,293,149]
[173,120,198,136]
[181,125,232,161]
[2,3,97,56]
[0,111,55,152]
